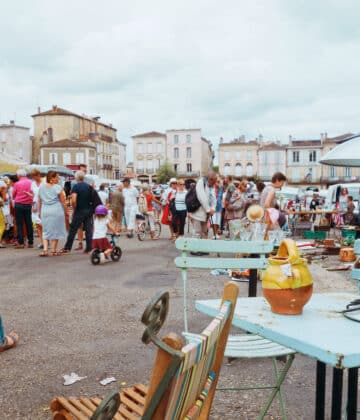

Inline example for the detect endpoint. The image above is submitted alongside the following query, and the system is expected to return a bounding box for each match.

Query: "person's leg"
[127,205,137,236]
[0,210,5,246]
[83,214,93,252]
[200,221,208,239]
[42,239,49,254]
[63,212,83,251]
[124,206,131,233]
[24,205,33,245]
[37,223,43,244]
[75,226,84,250]
[0,315,19,352]
[172,211,179,236]
[50,239,59,254]
[14,204,25,245]
[0,315,4,342]
[179,210,187,236]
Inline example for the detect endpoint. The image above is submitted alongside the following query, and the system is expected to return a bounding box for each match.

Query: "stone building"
[165,128,214,179]
[258,142,287,181]
[218,137,259,178]
[32,106,126,179]
[131,131,167,182]
[0,121,31,164]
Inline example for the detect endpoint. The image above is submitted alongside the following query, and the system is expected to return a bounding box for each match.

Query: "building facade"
[40,139,97,172]
[0,121,31,164]
[32,106,126,179]
[165,129,213,179]
[258,142,287,181]
[131,131,167,182]
[218,138,259,178]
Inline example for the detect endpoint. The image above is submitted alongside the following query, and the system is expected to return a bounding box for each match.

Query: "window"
[147,143,152,153]
[247,150,252,161]
[137,160,144,169]
[157,142,162,153]
[329,166,336,178]
[63,153,71,165]
[345,167,351,177]
[275,151,280,164]
[186,134,191,143]
[76,152,84,164]
[263,153,268,165]
[174,135,179,144]
[49,153,57,164]
[292,167,300,182]
[236,151,241,160]
[246,163,253,177]
[187,163,192,172]
[224,151,231,161]
[174,147,179,159]
[137,143,143,153]
[309,151,317,162]
[174,164,178,173]
[186,147,191,158]
[235,163,242,176]
[224,163,230,176]
[147,160,153,169]
[293,151,300,163]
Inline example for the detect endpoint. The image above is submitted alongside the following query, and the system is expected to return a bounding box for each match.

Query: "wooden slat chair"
[175,237,296,420]
[50,281,239,420]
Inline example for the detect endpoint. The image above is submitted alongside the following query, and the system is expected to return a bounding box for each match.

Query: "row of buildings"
[130,129,214,183]
[0,106,127,179]
[218,133,360,187]
[0,104,359,187]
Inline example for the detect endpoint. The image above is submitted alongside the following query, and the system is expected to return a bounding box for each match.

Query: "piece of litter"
[100,377,116,386]
[121,381,126,386]
[280,263,292,277]
[210,269,228,276]
[63,372,87,386]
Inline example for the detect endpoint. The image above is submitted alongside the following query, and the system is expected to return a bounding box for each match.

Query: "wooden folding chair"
[50,281,239,419]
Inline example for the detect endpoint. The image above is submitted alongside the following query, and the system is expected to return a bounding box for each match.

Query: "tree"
[156,161,176,184]
[212,165,219,173]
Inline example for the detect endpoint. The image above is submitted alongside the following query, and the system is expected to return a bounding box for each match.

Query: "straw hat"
[246,205,264,221]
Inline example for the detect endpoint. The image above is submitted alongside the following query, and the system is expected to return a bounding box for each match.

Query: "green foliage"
[212,165,219,173]
[156,161,176,184]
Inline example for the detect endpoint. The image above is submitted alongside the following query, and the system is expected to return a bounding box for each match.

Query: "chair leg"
[258,354,295,420]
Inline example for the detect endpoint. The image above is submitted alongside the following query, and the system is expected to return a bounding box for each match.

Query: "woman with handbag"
[161,178,178,240]
[171,180,187,241]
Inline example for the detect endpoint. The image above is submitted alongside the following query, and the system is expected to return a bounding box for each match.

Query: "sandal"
[51,251,62,256]
[59,248,70,255]
[39,250,48,257]
[0,331,19,352]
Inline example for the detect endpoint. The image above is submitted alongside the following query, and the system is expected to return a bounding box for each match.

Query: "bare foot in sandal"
[0,331,19,352]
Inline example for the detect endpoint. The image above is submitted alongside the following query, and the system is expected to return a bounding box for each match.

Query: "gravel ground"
[0,233,358,419]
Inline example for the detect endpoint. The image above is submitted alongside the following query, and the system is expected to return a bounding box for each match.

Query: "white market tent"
[319,134,360,167]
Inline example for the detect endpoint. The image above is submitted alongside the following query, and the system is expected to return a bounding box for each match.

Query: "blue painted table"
[196,292,360,420]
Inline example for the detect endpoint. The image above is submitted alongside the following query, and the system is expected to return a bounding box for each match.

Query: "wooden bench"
[175,237,295,419]
[50,281,238,419]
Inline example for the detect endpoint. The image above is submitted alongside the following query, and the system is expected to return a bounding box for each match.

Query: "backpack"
[89,186,103,213]
[185,178,206,213]
[138,194,148,215]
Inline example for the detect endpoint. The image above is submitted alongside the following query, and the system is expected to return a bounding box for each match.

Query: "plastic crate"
[341,229,357,240]
[303,231,326,240]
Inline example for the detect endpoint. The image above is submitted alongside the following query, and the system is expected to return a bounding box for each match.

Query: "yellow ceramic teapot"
[262,238,313,315]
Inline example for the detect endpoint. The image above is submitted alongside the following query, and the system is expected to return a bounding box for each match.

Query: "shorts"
[92,237,111,250]
[213,211,222,225]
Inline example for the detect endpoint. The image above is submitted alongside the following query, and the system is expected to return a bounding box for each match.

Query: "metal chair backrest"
[174,237,273,331]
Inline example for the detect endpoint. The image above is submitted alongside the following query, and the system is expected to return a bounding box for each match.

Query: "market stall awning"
[320,134,360,167]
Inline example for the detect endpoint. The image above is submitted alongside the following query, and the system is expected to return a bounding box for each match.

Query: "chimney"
[259,134,263,143]
[52,105,57,112]
[37,106,41,114]
[220,137,223,144]
[324,132,328,139]
[9,120,15,125]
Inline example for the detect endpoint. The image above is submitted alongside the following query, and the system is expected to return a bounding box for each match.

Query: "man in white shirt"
[122,178,139,238]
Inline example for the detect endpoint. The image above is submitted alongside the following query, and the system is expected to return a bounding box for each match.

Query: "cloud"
[1,0,359,162]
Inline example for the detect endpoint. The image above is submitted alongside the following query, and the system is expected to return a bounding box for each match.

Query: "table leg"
[331,368,343,420]
[315,361,326,420]
[248,268,257,297]
[347,368,358,420]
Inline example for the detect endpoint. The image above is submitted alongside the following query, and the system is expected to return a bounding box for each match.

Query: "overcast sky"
[1,0,359,161]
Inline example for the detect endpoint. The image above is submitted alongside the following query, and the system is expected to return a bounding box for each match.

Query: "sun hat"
[169,178,177,184]
[246,205,265,222]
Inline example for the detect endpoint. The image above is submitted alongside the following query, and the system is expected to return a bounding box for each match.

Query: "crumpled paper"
[63,372,87,386]
[100,377,116,386]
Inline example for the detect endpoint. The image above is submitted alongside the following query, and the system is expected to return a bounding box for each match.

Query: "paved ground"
[0,232,358,419]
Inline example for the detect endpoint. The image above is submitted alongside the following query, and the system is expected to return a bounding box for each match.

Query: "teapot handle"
[277,238,300,264]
